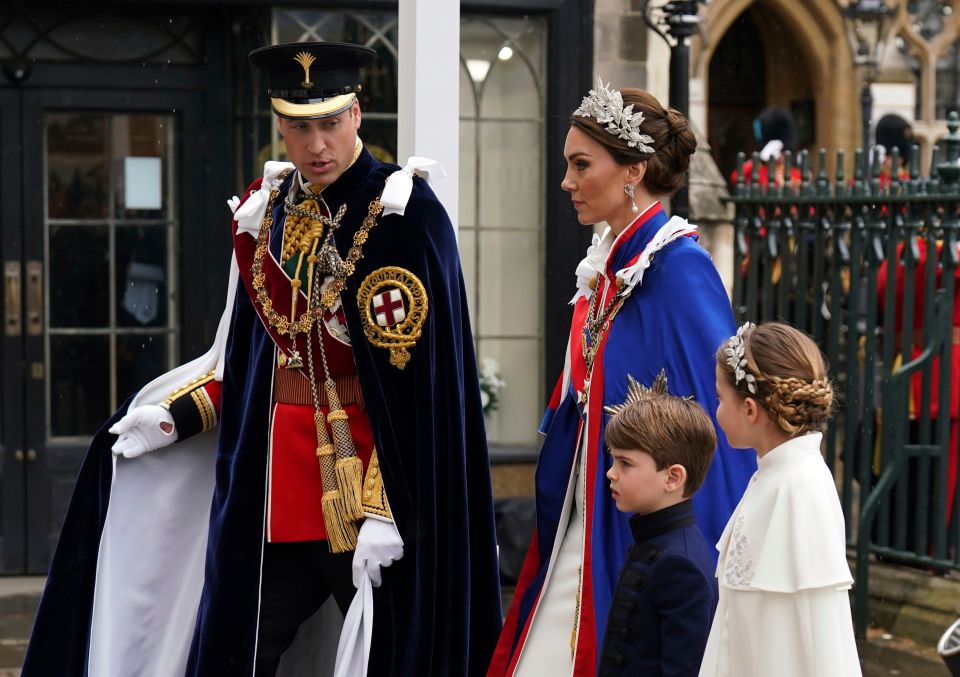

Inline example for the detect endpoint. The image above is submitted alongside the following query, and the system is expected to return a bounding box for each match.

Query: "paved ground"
[0,578,953,675]
[860,629,951,676]
[0,577,43,676]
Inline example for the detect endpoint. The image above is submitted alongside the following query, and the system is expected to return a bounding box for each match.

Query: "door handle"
[4,261,20,336]
[26,261,42,336]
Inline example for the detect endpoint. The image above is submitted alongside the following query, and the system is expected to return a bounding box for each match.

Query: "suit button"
[615,626,629,639]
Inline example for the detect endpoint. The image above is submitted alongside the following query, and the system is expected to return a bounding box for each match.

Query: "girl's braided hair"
[716,322,834,435]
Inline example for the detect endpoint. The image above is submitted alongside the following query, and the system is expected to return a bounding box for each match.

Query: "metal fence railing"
[724,111,960,637]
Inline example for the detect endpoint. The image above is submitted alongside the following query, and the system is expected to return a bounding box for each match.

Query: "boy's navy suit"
[598,499,718,677]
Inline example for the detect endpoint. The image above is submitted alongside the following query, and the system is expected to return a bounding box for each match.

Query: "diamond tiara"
[574,77,656,154]
[603,369,694,417]
[725,322,757,394]
[604,369,669,416]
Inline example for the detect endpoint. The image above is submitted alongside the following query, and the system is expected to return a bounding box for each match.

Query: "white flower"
[478,357,505,414]
[481,357,499,379]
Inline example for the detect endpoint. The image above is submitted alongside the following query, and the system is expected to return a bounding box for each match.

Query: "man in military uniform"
[24,42,502,677]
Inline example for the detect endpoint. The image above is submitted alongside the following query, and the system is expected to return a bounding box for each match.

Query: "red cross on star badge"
[358,267,427,370]
[373,288,406,327]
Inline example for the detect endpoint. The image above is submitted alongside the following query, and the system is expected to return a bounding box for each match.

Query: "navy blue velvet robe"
[23,149,502,676]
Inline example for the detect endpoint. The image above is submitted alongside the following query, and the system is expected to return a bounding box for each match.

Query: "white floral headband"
[573,77,655,154]
[725,322,757,394]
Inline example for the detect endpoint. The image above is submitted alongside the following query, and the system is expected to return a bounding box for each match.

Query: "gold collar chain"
[315,196,384,308]
[250,173,386,342]
[578,283,628,404]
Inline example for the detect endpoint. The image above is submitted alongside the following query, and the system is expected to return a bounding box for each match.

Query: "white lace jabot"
[569,203,696,304]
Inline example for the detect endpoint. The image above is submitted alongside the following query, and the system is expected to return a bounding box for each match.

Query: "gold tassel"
[305,309,363,553]
[316,434,359,553]
[321,490,360,553]
[334,455,365,520]
[325,379,364,519]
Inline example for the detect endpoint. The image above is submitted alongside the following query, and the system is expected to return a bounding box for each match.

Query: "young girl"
[699,322,862,677]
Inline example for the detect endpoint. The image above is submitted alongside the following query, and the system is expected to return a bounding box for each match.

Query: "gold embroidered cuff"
[161,371,217,440]
[361,447,392,520]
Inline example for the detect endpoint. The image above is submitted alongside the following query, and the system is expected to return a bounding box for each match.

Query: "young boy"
[599,372,720,677]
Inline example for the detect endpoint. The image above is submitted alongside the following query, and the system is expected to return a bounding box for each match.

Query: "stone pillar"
[397,0,460,229]
[592,2,734,292]
[688,130,735,299]
[594,0,649,90]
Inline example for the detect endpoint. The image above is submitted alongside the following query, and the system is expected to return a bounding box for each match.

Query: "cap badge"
[294,50,316,89]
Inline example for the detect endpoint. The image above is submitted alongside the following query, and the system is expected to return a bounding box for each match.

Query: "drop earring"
[624,184,639,214]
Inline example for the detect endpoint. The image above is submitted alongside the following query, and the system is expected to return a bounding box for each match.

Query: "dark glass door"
[0,87,202,573]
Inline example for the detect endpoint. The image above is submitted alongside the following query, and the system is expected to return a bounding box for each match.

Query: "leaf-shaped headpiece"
[574,77,656,154]
[724,322,758,394]
[604,369,671,416]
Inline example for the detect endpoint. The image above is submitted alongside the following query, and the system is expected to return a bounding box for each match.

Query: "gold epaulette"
[361,447,392,520]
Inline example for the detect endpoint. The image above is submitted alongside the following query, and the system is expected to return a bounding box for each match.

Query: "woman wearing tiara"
[487,81,756,676]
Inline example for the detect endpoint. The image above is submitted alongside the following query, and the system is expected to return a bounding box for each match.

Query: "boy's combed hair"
[604,395,717,497]
[716,321,834,435]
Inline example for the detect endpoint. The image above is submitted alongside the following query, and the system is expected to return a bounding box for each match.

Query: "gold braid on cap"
[604,369,672,416]
[574,77,655,153]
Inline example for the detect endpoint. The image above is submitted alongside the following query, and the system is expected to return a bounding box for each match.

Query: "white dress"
[698,433,862,677]
[514,435,587,676]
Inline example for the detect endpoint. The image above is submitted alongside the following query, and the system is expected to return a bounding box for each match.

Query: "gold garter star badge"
[357,266,428,370]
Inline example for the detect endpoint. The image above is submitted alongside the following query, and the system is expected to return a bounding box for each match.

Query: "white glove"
[351,518,404,588]
[759,139,784,162]
[109,405,177,458]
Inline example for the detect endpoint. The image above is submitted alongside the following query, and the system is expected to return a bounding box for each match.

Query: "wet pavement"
[0,577,43,676]
[860,629,951,676]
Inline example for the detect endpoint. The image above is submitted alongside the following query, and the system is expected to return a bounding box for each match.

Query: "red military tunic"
[163,173,381,543]
[878,238,960,515]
